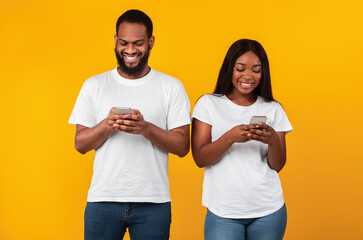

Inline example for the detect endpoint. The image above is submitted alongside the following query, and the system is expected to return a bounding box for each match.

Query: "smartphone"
[249,116,267,125]
[115,107,132,115]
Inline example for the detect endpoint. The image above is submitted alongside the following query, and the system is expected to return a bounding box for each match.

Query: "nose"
[124,43,136,54]
[243,70,253,79]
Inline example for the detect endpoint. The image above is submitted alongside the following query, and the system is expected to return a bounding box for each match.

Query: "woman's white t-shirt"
[192,94,292,218]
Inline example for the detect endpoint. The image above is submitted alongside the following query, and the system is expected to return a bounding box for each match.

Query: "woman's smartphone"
[249,116,267,125]
[115,107,132,115]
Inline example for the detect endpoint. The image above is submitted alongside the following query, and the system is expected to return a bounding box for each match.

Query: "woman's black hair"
[214,39,276,102]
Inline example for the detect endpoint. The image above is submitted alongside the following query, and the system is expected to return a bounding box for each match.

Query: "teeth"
[125,55,138,60]
[241,83,251,87]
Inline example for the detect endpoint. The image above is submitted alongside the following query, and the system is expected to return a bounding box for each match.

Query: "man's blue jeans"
[204,204,287,240]
[84,202,171,240]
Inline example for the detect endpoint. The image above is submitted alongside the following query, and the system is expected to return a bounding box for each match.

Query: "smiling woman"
[191,39,292,240]
[1,1,363,239]
[228,51,262,106]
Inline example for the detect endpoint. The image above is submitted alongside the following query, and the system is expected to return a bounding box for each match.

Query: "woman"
[191,39,292,240]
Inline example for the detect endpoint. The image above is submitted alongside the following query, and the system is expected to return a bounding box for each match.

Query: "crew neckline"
[220,94,261,110]
[112,67,155,86]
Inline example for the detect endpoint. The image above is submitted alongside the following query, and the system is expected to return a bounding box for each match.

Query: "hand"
[247,123,278,145]
[228,124,252,143]
[106,107,124,132]
[114,109,146,134]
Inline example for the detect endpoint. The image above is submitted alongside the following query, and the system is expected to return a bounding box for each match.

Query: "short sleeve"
[166,84,191,130]
[191,95,212,125]
[272,103,293,134]
[68,79,97,128]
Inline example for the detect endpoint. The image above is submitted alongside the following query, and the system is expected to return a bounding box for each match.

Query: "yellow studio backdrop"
[1,0,362,239]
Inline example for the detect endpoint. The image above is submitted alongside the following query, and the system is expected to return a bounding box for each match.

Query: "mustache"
[114,47,150,76]
[122,52,141,56]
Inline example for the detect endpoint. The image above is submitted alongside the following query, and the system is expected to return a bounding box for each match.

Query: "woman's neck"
[226,92,257,106]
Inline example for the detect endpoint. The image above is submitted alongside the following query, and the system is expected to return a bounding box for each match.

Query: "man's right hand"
[74,107,125,154]
[106,107,125,132]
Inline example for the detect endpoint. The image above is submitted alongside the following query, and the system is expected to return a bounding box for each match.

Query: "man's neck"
[117,66,151,79]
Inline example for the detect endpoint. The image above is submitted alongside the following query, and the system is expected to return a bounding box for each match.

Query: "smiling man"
[69,10,191,240]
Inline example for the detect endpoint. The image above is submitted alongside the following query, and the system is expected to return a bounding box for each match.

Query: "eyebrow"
[236,63,262,67]
[118,38,145,43]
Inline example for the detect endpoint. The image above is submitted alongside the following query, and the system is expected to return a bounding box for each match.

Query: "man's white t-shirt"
[69,68,191,203]
[192,94,292,218]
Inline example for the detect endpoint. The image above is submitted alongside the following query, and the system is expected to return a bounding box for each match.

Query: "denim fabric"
[205,204,287,240]
[84,202,171,240]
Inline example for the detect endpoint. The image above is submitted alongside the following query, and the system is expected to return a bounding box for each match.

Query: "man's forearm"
[75,119,113,154]
[141,122,190,157]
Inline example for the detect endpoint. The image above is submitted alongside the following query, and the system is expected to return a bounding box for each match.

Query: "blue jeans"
[84,202,171,240]
[205,204,287,240]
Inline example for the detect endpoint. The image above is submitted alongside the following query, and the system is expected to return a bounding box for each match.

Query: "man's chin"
[118,63,145,76]
[115,48,150,77]
[124,62,139,69]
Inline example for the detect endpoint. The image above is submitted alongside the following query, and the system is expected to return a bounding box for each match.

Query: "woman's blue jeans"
[84,202,171,240]
[204,204,287,240]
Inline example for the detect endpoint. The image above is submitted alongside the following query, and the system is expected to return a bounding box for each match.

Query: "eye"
[119,41,127,46]
[135,41,144,46]
[236,68,245,72]
[253,67,262,73]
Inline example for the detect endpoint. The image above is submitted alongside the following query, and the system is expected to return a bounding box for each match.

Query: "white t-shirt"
[69,68,191,203]
[192,94,292,218]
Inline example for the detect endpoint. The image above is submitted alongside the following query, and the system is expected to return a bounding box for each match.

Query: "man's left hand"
[115,109,146,134]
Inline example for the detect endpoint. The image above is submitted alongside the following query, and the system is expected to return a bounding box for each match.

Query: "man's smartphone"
[115,107,132,115]
[249,116,267,125]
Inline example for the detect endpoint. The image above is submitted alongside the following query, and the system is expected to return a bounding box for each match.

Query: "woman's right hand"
[227,124,252,143]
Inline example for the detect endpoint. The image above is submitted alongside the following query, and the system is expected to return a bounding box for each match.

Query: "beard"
[114,47,150,77]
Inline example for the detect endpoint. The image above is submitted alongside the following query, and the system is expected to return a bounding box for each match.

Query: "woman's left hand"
[248,123,279,145]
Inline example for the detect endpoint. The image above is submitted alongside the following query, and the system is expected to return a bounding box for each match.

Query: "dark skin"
[191,51,286,172]
[191,114,286,172]
[75,108,189,157]
[74,22,190,157]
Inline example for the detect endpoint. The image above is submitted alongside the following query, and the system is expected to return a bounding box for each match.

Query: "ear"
[114,34,118,45]
[149,36,155,49]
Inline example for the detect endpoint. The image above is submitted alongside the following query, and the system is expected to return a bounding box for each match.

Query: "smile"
[239,82,253,88]
[122,53,141,63]
[124,54,138,60]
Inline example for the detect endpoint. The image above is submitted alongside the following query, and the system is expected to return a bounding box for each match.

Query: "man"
[69,9,191,240]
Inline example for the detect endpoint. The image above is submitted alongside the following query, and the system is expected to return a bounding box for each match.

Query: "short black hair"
[214,39,276,102]
[116,9,153,38]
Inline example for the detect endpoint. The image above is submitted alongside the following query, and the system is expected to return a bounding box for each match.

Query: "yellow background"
[1,0,363,239]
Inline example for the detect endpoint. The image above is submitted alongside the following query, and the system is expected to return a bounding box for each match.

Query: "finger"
[253,134,269,143]
[111,114,123,120]
[241,125,252,131]
[251,134,260,141]
[121,119,136,127]
[112,123,121,131]
[119,125,131,131]
[249,133,263,141]
[132,109,140,115]
[122,109,140,119]
[124,113,143,121]
[251,129,264,135]
[119,125,138,133]
[107,118,116,125]
[257,122,270,130]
